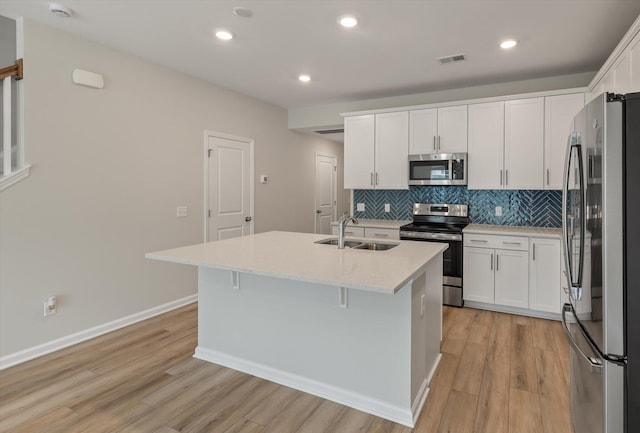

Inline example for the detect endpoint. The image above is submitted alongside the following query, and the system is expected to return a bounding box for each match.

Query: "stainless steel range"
[400,203,469,307]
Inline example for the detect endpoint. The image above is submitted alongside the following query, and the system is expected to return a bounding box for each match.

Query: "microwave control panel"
[451,159,465,180]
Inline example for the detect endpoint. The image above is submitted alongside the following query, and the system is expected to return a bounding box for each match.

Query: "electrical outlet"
[356,203,365,212]
[384,203,390,213]
[177,206,188,218]
[44,296,57,317]
[495,206,503,216]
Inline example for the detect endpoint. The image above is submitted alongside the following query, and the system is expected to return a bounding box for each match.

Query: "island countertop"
[146,231,447,294]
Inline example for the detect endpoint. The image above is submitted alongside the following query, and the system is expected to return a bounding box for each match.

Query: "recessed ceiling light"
[338,16,358,28]
[500,39,518,49]
[298,74,311,83]
[233,7,253,18]
[215,30,234,41]
[49,3,73,18]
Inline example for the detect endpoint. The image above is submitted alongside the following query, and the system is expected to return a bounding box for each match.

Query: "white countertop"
[464,224,562,239]
[330,219,410,229]
[146,231,447,294]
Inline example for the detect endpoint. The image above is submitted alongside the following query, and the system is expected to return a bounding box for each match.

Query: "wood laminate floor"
[0,303,574,433]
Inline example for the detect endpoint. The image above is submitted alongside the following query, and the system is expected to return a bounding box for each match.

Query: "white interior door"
[207,134,253,241]
[314,154,336,234]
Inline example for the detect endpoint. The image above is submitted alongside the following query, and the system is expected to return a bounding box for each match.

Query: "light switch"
[177,206,188,218]
[495,206,502,217]
[260,175,268,184]
[384,204,390,213]
[356,203,365,212]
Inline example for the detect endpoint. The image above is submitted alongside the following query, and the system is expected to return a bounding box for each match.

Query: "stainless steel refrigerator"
[562,92,639,433]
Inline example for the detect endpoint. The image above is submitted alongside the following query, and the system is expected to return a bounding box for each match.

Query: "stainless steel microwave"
[408,153,467,186]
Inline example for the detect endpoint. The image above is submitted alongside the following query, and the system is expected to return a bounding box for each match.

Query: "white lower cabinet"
[330,226,399,240]
[463,244,528,308]
[529,238,562,313]
[494,249,529,308]
[464,232,562,318]
[463,247,495,303]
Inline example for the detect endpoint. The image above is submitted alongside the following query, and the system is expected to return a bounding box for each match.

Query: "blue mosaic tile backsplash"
[353,186,562,227]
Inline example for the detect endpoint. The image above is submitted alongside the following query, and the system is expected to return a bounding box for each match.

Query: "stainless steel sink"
[315,238,362,247]
[315,238,399,251]
[352,242,399,251]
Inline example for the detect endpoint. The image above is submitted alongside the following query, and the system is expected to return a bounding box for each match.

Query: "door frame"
[203,130,255,242]
[314,152,337,234]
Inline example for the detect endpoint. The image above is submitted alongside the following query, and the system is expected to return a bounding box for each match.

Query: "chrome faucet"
[337,213,358,249]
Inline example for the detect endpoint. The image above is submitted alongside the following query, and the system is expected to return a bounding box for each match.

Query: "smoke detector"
[49,3,73,18]
[437,53,466,64]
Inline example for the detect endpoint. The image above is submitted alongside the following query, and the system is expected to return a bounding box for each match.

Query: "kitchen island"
[146,231,447,427]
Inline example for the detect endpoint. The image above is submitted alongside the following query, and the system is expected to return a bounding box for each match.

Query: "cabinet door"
[468,102,504,189]
[437,105,468,154]
[544,94,585,189]
[375,112,409,190]
[494,249,529,308]
[629,31,640,92]
[529,238,561,313]
[504,98,544,189]
[409,109,438,154]
[612,52,631,95]
[463,247,495,303]
[344,115,375,189]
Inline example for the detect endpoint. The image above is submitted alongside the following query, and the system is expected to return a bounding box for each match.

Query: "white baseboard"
[0,294,197,370]
[411,353,441,425]
[195,346,416,427]
[464,301,561,321]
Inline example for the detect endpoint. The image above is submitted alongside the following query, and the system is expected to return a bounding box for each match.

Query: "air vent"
[437,54,466,64]
[314,128,344,135]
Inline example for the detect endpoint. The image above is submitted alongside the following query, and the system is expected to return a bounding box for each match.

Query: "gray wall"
[0,19,346,358]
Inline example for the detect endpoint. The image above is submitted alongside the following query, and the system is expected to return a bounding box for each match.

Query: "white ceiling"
[1,1,639,110]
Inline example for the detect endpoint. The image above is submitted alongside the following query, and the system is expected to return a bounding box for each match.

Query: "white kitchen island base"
[147,231,446,427]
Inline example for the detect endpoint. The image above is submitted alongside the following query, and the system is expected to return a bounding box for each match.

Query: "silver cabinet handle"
[561,304,603,374]
[505,170,509,186]
[533,243,536,261]
[496,254,499,271]
[437,136,441,151]
[373,233,389,238]
[433,136,436,151]
[546,169,550,186]
[375,172,379,185]
[500,170,503,185]
[345,231,354,235]
[370,172,374,185]
[502,241,521,246]
[470,239,488,243]
[490,253,493,271]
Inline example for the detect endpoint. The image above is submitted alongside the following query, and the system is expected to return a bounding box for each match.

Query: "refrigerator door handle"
[562,133,585,291]
[561,304,603,374]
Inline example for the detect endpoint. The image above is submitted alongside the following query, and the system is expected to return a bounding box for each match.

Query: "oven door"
[400,231,463,306]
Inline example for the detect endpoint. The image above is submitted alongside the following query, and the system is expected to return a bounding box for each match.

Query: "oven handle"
[400,231,462,241]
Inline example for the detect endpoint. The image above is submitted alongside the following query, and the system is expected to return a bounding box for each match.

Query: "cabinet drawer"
[364,227,399,240]
[331,226,365,237]
[464,233,528,251]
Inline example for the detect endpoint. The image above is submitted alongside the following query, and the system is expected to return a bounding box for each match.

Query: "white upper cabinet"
[375,111,409,190]
[409,105,467,154]
[589,19,640,98]
[629,30,640,92]
[544,93,585,190]
[343,112,408,190]
[504,97,544,190]
[468,101,504,189]
[344,115,375,189]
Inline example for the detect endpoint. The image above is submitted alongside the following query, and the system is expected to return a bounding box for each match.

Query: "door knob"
[245,216,252,222]
[316,210,321,214]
